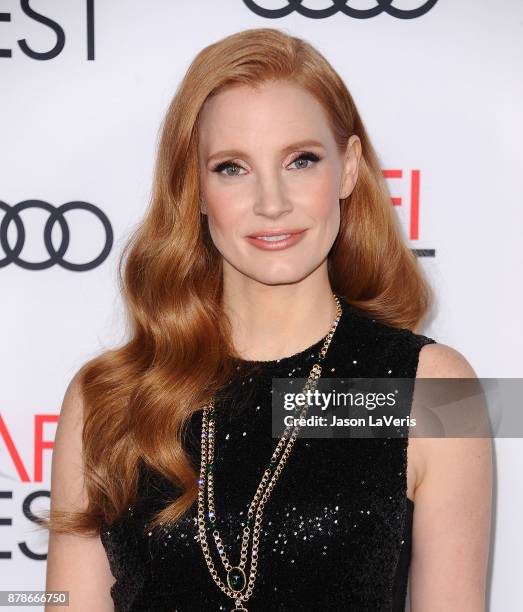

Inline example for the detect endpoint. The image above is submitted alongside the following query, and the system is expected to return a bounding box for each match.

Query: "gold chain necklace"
[197,293,342,611]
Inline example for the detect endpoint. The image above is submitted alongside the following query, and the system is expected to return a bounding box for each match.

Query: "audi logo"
[0,200,113,271]
[242,0,439,19]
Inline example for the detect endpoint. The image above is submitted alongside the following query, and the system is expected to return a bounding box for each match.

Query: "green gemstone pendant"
[227,566,246,592]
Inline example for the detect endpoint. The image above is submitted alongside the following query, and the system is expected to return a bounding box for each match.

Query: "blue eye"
[212,161,245,177]
[289,151,321,170]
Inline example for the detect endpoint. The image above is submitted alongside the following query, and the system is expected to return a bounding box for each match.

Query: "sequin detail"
[99,298,436,611]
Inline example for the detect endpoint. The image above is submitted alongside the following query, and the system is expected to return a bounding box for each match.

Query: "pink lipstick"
[245,228,307,251]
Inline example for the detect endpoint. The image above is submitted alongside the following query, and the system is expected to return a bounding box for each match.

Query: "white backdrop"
[1,1,522,609]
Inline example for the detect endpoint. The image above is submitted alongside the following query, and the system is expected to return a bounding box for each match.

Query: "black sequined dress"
[100,297,436,611]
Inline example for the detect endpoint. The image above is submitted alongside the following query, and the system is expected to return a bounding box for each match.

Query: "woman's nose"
[252,175,293,218]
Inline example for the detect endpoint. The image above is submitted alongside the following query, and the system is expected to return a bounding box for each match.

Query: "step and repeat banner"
[1,1,522,609]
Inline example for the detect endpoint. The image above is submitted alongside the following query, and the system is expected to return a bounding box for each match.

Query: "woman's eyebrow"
[206,139,326,164]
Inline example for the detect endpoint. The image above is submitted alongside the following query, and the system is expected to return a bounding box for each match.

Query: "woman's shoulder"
[416,342,478,379]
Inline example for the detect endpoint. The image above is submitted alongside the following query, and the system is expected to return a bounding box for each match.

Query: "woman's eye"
[212,161,246,177]
[289,152,321,170]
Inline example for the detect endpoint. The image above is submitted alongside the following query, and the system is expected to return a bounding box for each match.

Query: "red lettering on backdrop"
[0,414,58,482]
[0,414,30,481]
[410,170,420,241]
[382,169,421,240]
[35,415,59,482]
[383,169,403,206]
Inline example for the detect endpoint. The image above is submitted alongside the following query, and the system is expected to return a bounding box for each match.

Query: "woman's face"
[197,79,361,287]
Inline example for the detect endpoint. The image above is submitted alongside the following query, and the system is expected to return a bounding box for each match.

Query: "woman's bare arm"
[409,343,493,611]
[45,373,115,611]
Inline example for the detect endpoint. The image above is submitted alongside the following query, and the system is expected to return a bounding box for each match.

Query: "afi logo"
[0,0,95,60]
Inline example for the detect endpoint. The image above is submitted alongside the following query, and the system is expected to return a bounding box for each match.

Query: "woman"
[43,28,492,611]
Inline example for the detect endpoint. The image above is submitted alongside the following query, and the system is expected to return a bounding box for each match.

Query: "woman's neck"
[222,275,337,362]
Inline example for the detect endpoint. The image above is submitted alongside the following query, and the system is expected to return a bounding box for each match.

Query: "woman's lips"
[245,230,307,251]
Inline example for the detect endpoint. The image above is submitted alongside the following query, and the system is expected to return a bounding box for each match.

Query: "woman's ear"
[199,195,207,215]
[339,135,362,200]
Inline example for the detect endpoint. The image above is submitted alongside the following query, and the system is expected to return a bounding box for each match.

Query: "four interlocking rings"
[242,0,439,19]
[0,200,113,271]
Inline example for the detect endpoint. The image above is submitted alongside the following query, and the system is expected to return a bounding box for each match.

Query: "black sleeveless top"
[100,297,436,611]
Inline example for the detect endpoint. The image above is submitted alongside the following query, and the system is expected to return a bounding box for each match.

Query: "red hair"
[39,27,432,537]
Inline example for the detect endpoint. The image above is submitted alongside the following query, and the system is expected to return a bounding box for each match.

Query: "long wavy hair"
[39,27,433,537]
